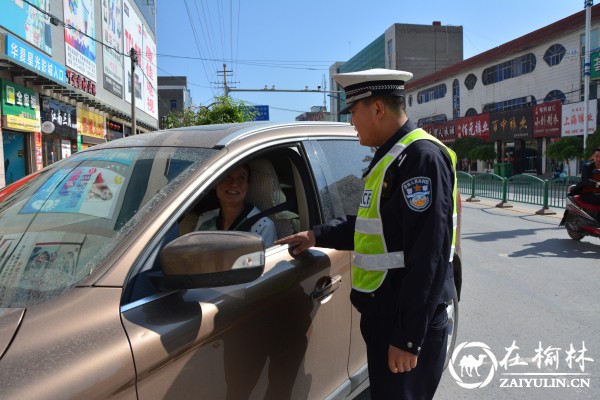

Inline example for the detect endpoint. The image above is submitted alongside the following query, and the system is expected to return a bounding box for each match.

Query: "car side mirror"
[156,231,265,289]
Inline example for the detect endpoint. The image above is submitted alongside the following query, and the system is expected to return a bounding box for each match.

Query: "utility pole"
[584,0,593,154]
[216,64,237,97]
[130,48,138,135]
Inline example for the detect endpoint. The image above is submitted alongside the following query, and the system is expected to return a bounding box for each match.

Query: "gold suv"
[0,122,461,399]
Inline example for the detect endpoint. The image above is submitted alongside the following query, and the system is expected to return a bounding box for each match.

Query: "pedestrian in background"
[276,68,458,399]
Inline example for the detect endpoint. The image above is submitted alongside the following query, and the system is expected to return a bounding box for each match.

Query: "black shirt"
[312,120,456,355]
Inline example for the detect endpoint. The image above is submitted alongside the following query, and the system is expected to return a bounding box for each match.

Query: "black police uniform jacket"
[312,120,457,356]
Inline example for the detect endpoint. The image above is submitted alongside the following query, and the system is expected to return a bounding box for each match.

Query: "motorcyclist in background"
[579,147,600,206]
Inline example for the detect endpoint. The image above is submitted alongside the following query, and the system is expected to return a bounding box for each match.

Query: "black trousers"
[360,305,448,400]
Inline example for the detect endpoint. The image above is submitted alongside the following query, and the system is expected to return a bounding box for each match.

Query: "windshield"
[0,146,216,308]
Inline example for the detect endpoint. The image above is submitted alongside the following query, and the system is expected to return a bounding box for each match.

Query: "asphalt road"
[435,199,600,399]
[356,199,599,399]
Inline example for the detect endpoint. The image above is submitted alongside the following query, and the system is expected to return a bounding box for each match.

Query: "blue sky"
[156,0,585,122]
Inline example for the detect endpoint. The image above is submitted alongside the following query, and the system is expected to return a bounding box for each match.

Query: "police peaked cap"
[333,68,413,114]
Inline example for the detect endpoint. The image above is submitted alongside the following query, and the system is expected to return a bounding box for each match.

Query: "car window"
[0,146,216,308]
[310,139,374,221]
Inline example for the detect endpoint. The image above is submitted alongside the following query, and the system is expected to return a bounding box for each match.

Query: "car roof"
[92,121,354,150]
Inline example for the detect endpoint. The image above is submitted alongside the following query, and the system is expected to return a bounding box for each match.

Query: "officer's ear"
[372,98,386,117]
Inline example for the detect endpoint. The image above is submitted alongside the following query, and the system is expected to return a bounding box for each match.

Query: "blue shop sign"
[5,35,66,84]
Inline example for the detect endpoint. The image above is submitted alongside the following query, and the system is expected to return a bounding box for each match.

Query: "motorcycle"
[560,175,600,241]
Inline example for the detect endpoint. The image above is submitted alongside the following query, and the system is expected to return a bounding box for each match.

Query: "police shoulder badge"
[401,176,432,212]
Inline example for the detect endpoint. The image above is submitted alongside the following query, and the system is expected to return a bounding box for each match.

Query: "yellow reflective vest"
[352,128,458,292]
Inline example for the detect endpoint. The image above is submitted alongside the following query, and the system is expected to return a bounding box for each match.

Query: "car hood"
[0,308,25,360]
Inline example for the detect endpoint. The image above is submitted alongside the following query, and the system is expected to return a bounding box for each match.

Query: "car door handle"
[311,275,342,303]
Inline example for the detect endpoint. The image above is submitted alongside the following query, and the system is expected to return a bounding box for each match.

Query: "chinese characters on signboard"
[533,100,561,137]
[489,108,533,141]
[561,99,597,137]
[5,35,66,84]
[1,79,40,132]
[66,69,97,96]
[78,109,105,141]
[423,114,490,145]
[40,95,78,139]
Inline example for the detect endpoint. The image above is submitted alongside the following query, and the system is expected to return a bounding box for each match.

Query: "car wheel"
[444,295,459,370]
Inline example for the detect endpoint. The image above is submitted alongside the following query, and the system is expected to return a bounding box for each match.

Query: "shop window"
[170,99,178,109]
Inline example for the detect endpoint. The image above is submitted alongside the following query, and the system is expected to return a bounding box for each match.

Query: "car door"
[120,143,353,399]
[305,137,376,382]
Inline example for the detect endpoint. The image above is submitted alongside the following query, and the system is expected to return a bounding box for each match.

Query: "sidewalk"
[462,196,564,220]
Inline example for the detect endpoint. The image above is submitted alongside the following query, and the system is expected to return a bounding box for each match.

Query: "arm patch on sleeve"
[402,177,432,212]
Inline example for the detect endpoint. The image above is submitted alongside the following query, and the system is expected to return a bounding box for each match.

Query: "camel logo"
[448,342,499,389]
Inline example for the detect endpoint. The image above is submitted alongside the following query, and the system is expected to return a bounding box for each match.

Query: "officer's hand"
[388,345,418,373]
[274,230,316,255]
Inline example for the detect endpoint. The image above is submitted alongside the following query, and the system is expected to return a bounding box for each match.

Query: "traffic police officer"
[276,68,458,399]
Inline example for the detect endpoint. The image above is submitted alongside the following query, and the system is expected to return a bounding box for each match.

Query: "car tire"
[444,295,459,371]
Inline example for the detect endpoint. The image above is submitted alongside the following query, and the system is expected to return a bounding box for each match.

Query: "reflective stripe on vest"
[352,128,458,293]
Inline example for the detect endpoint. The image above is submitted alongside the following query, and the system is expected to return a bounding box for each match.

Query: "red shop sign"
[66,69,97,96]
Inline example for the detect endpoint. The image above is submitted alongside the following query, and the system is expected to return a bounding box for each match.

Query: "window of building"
[544,90,566,103]
[417,84,447,104]
[170,99,177,109]
[543,44,566,67]
[482,96,536,113]
[452,79,460,119]
[417,114,447,127]
[464,73,477,90]
[482,54,536,85]
[408,94,413,107]
[465,108,478,117]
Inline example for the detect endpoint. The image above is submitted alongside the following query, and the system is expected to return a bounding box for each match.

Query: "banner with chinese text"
[561,100,597,137]
[63,0,97,81]
[1,80,39,132]
[77,109,105,141]
[533,100,561,137]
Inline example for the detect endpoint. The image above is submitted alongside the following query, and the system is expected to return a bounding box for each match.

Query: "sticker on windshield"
[402,176,432,212]
[20,167,125,218]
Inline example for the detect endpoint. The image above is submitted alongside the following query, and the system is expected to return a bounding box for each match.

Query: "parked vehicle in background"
[0,122,462,399]
[560,183,600,242]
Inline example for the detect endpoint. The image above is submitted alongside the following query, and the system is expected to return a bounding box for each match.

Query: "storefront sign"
[1,80,40,132]
[63,0,97,81]
[107,119,124,141]
[5,35,66,84]
[456,113,490,141]
[40,95,78,139]
[423,121,456,145]
[34,132,44,171]
[423,113,490,145]
[591,50,600,81]
[78,108,105,141]
[66,70,97,96]
[533,100,561,137]
[561,99,597,137]
[101,0,124,97]
[0,1,53,54]
[489,108,533,141]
